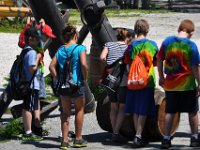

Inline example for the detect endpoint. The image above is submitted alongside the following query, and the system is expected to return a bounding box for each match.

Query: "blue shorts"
[60,85,86,99]
[125,87,156,116]
[23,90,39,111]
[38,75,46,99]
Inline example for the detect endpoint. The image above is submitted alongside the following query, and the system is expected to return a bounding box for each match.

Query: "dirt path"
[0,12,200,150]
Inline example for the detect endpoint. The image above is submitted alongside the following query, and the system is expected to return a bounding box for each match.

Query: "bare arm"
[157,58,165,87]
[29,53,42,74]
[49,55,58,80]
[192,65,200,96]
[80,51,88,82]
[100,47,108,62]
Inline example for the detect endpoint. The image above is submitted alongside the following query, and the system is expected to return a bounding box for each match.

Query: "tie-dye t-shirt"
[157,36,200,91]
[130,38,158,87]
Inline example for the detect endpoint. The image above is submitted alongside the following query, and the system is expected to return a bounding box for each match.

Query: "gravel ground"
[0,12,200,150]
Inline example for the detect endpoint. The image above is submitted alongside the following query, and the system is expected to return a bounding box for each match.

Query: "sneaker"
[22,133,43,141]
[73,138,87,148]
[112,134,127,143]
[161,139,171,149]
[190,137,200,147]
[132,136,147,148]
[60,142,71,150]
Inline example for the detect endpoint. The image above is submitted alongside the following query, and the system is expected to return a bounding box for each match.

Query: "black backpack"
[57,45,80,96]
[7,47,35,100]
[101,57,126,93]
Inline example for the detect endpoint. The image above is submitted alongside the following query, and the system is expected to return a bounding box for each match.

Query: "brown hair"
[178,19,194,34]
[116,28,130,41]
[62,23,77,43]
[134,19,149,36]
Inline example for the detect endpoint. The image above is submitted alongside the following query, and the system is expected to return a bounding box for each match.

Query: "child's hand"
[197,85,200,97]
[37,52,42,59]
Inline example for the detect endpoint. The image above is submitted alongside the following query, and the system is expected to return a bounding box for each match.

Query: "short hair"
[24,27,40,43]
[62,23,77,43]
[178,19,194,34]
[25,27,40,38]
[134,19,149,36]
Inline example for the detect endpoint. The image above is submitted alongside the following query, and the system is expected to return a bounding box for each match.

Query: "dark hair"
[127,29,135,39]
[24,27,40,43]
[178,19,194,34]
[62,23,77,43]
[134,19,149,36]
[116,28,130,41]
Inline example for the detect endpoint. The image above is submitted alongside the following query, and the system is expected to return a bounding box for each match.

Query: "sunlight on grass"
[0,9,173,32]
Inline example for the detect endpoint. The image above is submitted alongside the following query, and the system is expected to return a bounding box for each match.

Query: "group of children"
[100,19,200,149]
[17,16,200,150]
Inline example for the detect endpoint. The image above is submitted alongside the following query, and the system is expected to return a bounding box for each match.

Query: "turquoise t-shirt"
[56,44,86,85]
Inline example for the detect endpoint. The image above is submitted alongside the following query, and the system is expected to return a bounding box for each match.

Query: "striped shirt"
[104,42,128,65]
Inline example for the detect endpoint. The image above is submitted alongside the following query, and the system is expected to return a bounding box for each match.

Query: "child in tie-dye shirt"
[125,19,158,148]
[157,19,200,149]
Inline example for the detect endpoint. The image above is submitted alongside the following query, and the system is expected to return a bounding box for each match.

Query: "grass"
[0,118,23,140]
[0,8,174,33]
[0,17,26,33]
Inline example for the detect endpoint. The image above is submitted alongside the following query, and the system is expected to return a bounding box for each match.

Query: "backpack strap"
[60,44,80,85]
[21,47,37,84]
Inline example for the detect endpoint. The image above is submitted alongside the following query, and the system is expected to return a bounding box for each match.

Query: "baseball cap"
[37,24,56,38]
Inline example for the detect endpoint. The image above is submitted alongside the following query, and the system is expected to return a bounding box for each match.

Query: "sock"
[135,135,142,139]
[163,136,171,140]
[25,130,32,134]
[191,134,198,139]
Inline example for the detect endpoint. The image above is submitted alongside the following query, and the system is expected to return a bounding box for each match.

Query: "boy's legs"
[22,90,43,141]
[34,103,41,127]
[189,112,200,147]
[34,76,46,127]
[135,115,146,136]
[189,112,198,135]
[163,113,175,136]
[132,114,147,148]
[33,76,47,135]
[22,109,32,133]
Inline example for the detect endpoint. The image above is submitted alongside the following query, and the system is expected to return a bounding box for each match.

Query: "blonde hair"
[134,19,149,36]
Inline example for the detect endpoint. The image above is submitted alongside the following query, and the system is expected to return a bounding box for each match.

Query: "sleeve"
[78,45,86,54]
[124,45,131,65]
[157,39,167,61]
[27,50,37,67]
[56,46,66,69]
[191,42,200,65]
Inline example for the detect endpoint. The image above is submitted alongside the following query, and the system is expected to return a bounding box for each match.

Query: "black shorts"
[23,90,39,111]
[106,86,127,104]
[165,90,198,113]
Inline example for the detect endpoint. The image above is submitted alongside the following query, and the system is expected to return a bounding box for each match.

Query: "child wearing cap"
[21,27,43,141]
[18,17,56,136]
[33,18,56,136]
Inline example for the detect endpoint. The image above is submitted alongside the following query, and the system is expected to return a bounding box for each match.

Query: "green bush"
[0,118,23,139]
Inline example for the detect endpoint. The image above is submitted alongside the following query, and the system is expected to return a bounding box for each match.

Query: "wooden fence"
[150,0,200,12]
